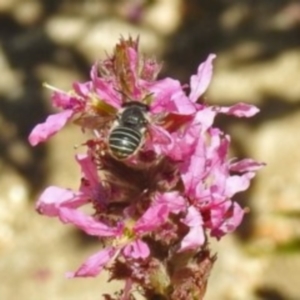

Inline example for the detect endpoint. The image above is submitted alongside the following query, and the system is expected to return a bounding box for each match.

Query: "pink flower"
[37,185,158,278]
[28,87,85,146]
[36,152,107,220]
[36,185,121,242]
[29,38,265,298]
[37,146,170,278]
[156,120,264,250]
[157,54,260,160]
[66,203,169,278]
[179,126,264,240]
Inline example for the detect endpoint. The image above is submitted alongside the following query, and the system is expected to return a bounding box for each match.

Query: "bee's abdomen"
[108,126,142,159]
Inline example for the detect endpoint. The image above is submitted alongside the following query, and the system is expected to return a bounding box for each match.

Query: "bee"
[75,94,172,161]
[108,101,149,160]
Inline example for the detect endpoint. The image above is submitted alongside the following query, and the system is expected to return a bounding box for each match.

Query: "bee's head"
[120,102,148,128]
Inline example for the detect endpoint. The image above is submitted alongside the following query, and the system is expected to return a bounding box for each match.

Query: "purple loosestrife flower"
[29,37,264,300]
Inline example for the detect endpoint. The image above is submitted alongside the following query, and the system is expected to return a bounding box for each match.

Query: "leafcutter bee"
[108,101,149,160]
[75,95,172,160]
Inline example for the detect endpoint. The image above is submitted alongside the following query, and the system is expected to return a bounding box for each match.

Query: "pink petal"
[179,207,205,251]
[90,64,121,108]
[147,78,179,110]
[154,192,186,214]
[126,47,140,98]
[36,186,87,216]
[222,202,244,232]
[171,90,196,114]
[210,202,244,238]
[189,54,216,102]
[230,159,266,173]
[218,103,259,117]
[225,172,256,198]
[209,200,229,229]
[180,226,205,252]
[167,120,204,161]
[148,78,195,114]
[75,153,108,206]
[180,136,206,194]
[76,153,99,185]
[123,239,150,259]
[148,124,173,145]
[206,128,229,163]
[72,81,93,98]
[140,58,161,81]
[182,206,203,227]
[51,91,78,109]
[28,110,74,146]
[67,247,117,278]
[194,106,217,132]
[134,204,169,233]
[145,119,193,160]
[166,139,194,161]
[59,207,122,237]
[146,124,175,157]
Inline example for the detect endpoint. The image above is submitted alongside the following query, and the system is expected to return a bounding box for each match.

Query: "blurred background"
[0,0,300,299]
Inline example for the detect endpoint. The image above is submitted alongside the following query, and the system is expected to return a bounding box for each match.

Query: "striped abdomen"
[108,126,142,159]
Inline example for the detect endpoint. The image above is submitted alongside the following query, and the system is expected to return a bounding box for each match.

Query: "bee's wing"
[147,124,173,145]
[74,114,115,131]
